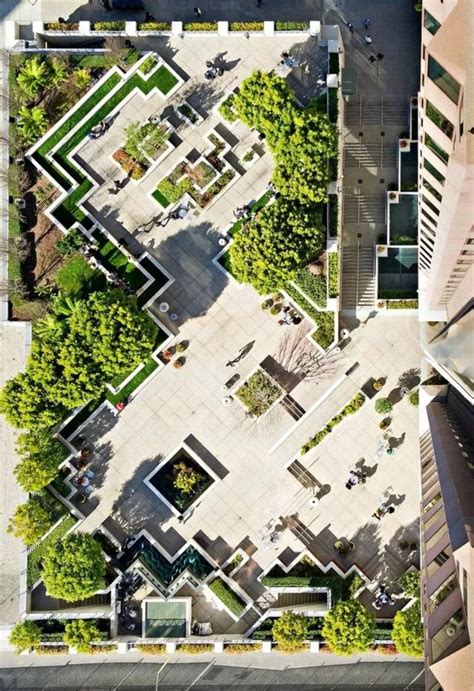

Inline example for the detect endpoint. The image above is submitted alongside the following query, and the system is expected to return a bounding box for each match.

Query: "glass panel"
[431,608,465,662]
[428,56,461,104]
[424,491,441,513]
[424,10,441,35]
[427,546,453,578]
[423,179,442,202]
[429,571,458,613]
[424,505,443,532]
[425,134,449,164]
[422,194,440,216]
[424,158,445,184]
[426,101,454,139]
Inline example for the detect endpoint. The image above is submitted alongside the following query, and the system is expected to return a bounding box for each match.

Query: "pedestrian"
[346,21,354,33]
[364,35,372,45]
[194,7,202,18]
[363,18,370,30]
[376,53,384,61]
[368,55,376,63]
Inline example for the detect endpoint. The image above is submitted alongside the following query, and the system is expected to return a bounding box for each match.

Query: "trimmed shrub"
[135,643,166,654]
[208,577,246,617]
[183,22,218,31]
[92,21,126,31]
[275,21,310,30]
[408,389,419,406]
[292,269,327,308]
[272,611,309,652]
[398,570,420,599]
[387,299,418,309]
[218,94,238,123]
[224,643,262,653]
[302,393,365,453]
[138,22,171,31]
[374,397,393,415]
[9,621,41,654]
[328,253,339,298]
[64,620,103,652]
[177,643,214,653]
[36,645,69,655]
[322,600,375,655]
[392,601,424,657]
[229,22,264,31]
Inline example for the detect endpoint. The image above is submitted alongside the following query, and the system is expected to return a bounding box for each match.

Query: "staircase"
[341,245,376,312]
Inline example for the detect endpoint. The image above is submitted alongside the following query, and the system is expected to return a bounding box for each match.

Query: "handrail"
[356,240,360,307]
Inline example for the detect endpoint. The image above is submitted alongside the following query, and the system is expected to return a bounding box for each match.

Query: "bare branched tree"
[276,325,341,382]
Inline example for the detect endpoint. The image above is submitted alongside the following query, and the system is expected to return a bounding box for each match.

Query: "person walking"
[368,55,376,63]
[346,21,354,33]
[194,7,202,18]
[364,35,372,45]
[376,53,384,61]
[363,18,371,30]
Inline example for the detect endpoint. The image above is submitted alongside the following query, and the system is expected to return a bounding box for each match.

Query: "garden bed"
[27,514,77,587]
[328,253,339,298]
[208,577,246,617]
[145,448,215,515]
[90,228,148,291]
[235,370,282,417]
[301,392,365,454]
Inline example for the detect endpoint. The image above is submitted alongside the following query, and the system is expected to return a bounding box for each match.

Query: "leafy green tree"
[15,428,65,461]
[42,533,106,602]
[398,570,421,600]
[374,397,393,415]
[55,229,87,256]
[7,497,53,545]
[9,620,41,654]
[64,619,103,652]
[16,56,49,99]
[49,57,68,88]
[272,611,309,651]
[322,600,375,655]
[14,454,60,492]
[173,462,203,495]
[0,371,65,429]
[229,199,324,293]
[272,111,337,203]
[233,71,295,146]
[392,601,424,657]
[16,106,49,145]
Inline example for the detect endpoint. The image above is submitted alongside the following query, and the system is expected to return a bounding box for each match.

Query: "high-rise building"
[418,0,473,323]
[418,2,473,689]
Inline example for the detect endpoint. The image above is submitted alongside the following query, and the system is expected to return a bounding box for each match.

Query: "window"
[427,546,452,579]
[426,100,454,139]
[463,568,468,609]
[424,10,441,35]
[423,179,443,203]
[424,158,445,184]
[425,134,449,164]
[429,571,457,613]
[428,56,461,104]
[421,208,438,227]
[426,524,447,551]
[424,491,441,513]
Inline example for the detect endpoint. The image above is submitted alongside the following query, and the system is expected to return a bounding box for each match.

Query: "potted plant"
[261,299,273,310]
[173,357,185,369]
[176,341,188,353]
[379,417,391,430]
[334,539,349,555]
[373,379,383,392]
[374,398,393,415]
[163,348,173,361]
[270,303,282,315]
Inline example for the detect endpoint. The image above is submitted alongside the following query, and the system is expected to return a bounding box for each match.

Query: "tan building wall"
[418,0,474,321]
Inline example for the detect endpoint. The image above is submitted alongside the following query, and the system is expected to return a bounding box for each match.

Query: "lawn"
[27,514,77,587]
[91,228,148,291]
[208,578,246,617]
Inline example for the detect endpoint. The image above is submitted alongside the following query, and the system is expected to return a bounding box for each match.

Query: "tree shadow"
[398,367,421,390]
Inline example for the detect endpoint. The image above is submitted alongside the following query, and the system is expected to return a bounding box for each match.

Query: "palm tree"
[16,106,49,146]
[49,57,68,88]
[73,68,92,91]
[34,314,64,341]
[16,56,49,99]
[52,294,83,318]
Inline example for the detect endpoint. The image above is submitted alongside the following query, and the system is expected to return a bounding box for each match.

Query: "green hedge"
[328,253,339,298]
[379,288,418,299]
[138,22,171,31]
[328,194,338,237]
[261,575,343,601]
[292,270,327,308]
[229,22,264,31]
[286,283,335,348]
[183,22,217,31]
[92,21,126,31]
[275,21,310,31]
[208,577,246,617]
[302,392,365,454]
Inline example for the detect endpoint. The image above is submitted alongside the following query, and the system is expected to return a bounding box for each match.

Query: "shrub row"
[183,22,218,31]
[208,577,246,617]
[284,284,335,349]
[379,288,418,299]
[138,22,172,31]
[224,643,262,653]
[92,21,126,31]
[386,299,418,309]
[275,21,310,30]
[292,269,327,308]
[301,392,366,454]
[328,253,339,298]
[229,22,264,31]
[135,643,166,654]
[177,643,214,654]
[261,575,343,601]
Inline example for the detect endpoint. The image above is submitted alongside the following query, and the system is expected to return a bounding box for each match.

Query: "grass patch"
[152,188,171,208]
[106,356,159,405]
[208,578,246,617]
[27,515,77,587]
[55,254,96,295]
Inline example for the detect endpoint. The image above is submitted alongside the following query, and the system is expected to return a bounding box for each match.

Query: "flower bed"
[275,21,310,30]
[112,148,147,180]
[138,22,172,31]
[183,22,218,31]
[328,253,339,298]
[236,370,281,417]
[208,577,246,617]
[229,22,264,31]
[301,392,365,454]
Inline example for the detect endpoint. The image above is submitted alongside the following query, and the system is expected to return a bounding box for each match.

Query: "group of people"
[205,60,224,81]
[345,468,367,490]
[278,306,302,327]
[88,120,110,140]
[373,585,395,610]
[345,17,384,63]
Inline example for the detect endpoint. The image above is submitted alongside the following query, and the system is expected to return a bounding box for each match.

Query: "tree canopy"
[9,620,41,654]
[7,497,53,545]
[272,611,309,651]
[392,600,424,657]
[321,600,375,655]
[229,198,324,293]
[64,619,103,652]
[0,290,157,429]
[42,532,106,602]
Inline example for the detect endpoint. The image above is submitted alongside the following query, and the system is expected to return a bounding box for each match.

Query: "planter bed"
[208,577,246,617]
[291,269,327,309]
[44,22,79,31]
[284,285,335,349]
[145,448,215,515]
[236,370,282,417]
[224,643,262,653]
[275,21,310,31]
[50,466,73,498]
[92,21,126,31]
[183,22,218,32]
[27,515,77,587]
[59,397,104,440]
[90,228,148,291]
[301,392,365,454]
[251,616,323,641]
[328,253,339,298]
[138,23,172,32]
[386,299,418,309]
[229,22,264,32]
